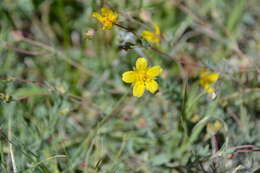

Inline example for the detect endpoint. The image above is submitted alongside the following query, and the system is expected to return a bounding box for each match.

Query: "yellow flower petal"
[133,81,145,97]
[200,71,219,84]
[141,23,160,43]
[207,73,219,83]
[199,70,219,94]
[136,57,147,70]
[122,71,136,83]
[206,87,214,93]
[207,120,223,136]
[142,31,160,43]
[92,8,118,30]
[147,66,163,78]
[102,23,112,30]
[101,8,110,15]
[199,80,208,88]
[92,12,102,20]
[108,11,118,21]
[153,23,160,35]
[145,80,158,93]
[122,57,163,97]
[142,30,153,38]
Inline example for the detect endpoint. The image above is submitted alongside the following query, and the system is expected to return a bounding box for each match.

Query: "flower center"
[136,70,149,82]
[102,18,111,24]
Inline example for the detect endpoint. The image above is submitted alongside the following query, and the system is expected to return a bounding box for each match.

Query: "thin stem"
[0,77,104,115]
[114,23,138,37]
[1,77,55,90]
[115,23,207,71]
[98,92,129,127]
[8,115,17,173]
[211,135,218,154]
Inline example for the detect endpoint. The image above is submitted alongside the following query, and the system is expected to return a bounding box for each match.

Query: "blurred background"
[0,0,259,172]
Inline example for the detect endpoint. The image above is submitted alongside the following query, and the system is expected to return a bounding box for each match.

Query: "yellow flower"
[204,120,223,140]
[122,57,163,97]
[199,70,219,93]
[92,8,118,30]
[0,93,12,103]
[207,120,223,136]
[141,24,161,43]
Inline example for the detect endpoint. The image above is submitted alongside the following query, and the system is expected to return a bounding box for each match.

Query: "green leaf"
[151,154,170,166]
[227,0,245,33]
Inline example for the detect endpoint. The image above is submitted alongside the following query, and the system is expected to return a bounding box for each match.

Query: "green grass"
[0,0,260,172]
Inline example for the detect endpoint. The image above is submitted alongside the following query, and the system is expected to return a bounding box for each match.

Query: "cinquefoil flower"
[141,24,160,43]
[92,8,118,30]
[205,120,223,139]
[199,70,219,93]
[122,57,163,97]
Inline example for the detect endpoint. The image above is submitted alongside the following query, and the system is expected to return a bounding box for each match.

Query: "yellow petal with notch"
[207,73,219,83]
[145,80,158,93]
[133,81,145,97]
[122,71,136,83]
[147,66,163,78]
[136,57,148,70]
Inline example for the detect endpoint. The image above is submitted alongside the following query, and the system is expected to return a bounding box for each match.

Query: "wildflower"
[136,118,147,128]
[205,120,223,139]
[141,24,160,43]
[92,8,118,30]
[0,93,12,103]
[191,114,201,123]
[207,120,223,134]
[56,85,66,94]
[122,57,163,97]
[199,70,219,94]
[59,108,70,115]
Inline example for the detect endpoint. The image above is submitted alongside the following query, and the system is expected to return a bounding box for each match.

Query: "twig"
[233,145,260,153]
[114,23,138,37]
[9,142,17,173]
[115,22,208,72]
[233,145,258,149]
[5,44,43,56]
[31,155,67,168]
[1,77,55,90]
[211,135,219,154]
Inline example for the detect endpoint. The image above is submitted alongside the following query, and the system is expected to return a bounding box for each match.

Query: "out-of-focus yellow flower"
[92,8,118,30]
[141,24,160,43]
[191,114,201,123]
[122,57,163,97]
[204,120,223,140]
[199,70,219,93]
[59,108,70,115]
[55,85,66,94]
[0,93,12,103]
[135,118,147,128]
[207,120,223,136]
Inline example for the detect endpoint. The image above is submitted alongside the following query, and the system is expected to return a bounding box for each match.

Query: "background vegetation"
[0,0,259,172]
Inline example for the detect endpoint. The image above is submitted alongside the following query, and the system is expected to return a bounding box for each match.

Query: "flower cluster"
[91,8,220,98]
[199,70,219,94]
[92,8,118,30]
[91,8,163,97]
